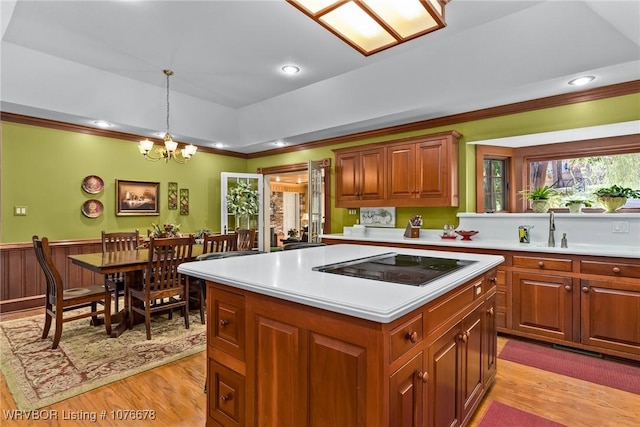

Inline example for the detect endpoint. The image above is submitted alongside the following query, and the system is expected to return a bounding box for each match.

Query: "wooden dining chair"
[101,230,140,312]
[188,233,238,324]
[235,229,257,251]
[128,235,194,340]
[202,233,237,253]
[32,235,112,349]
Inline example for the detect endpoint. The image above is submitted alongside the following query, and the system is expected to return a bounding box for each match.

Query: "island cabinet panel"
[334,146,385,207]
[206,269,497,427]
[483,293,498,388]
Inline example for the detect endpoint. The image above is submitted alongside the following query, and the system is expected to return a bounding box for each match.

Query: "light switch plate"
[611,221,629,233]
[14,206,27,216]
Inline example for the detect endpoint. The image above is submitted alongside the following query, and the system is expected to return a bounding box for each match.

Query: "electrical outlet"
[611,221,629,233]
[14,206,27,216]
[348,209,357,215]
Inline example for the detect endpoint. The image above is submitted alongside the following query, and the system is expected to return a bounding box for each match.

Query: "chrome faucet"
[548,211,556,247]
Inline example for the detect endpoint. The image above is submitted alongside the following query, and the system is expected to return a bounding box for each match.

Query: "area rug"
[478,401,566,427]
[0,311,205,410]
[499,339,640,395]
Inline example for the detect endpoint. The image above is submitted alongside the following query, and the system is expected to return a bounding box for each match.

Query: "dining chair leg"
[42,308,52,339]
[90,301,100,325]
[144,303,152,340]
[198,287,205,325]
[52,310,64,349]
[104,292,112,336]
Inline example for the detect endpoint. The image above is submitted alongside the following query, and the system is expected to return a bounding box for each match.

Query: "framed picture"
[179,188,189,215]
[360,207,396,228]
[168,182,178,210]
[116,179,160,216]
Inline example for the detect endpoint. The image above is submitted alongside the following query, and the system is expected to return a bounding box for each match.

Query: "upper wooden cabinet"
[334,146,385,207]
[387,132,460,207]
[334,131,461,208]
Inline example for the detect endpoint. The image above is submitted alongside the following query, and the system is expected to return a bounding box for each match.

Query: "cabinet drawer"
[513,255,572,272]
[209,286,245,361]
[210,360,245,427]
[580,260,640,279]
[389,314,423,361]
[426,279,482,336]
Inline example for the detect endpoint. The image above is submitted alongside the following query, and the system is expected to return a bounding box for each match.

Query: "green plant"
[593,185,640,199]
[288,228,299,238]
[226,181,259,228]
[564,198,592,207]
[150,223,181,238]
[194,228,212,239]
[520,185,557,200]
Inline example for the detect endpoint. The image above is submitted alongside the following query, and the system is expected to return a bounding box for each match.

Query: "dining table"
[68,245,204,337]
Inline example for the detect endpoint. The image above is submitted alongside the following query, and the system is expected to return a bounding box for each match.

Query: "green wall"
[2,93,638,243]
[1,122,247,243]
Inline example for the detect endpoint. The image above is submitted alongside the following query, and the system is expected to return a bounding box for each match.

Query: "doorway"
[258,159,331,249]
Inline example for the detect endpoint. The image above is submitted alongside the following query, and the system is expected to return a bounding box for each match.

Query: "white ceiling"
[1,0,639,154]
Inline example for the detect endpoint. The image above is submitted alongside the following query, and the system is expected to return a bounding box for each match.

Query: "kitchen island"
[179,244,503,427]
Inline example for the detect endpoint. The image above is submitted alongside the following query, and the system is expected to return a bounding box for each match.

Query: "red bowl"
[455,230,478,241]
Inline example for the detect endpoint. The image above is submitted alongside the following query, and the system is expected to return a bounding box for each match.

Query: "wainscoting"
[0,239,103,313]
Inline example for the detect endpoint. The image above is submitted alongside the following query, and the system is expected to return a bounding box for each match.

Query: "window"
[528,153,640,209]
[483,158,508,212]
[477,134,640,213]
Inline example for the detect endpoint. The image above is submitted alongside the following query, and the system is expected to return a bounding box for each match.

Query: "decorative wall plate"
[82,175,104,194]
[82,199,103,218]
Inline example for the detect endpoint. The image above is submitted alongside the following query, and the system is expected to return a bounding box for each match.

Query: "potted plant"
[150,222,181,238]
[226,180,260,229]
[593,185,640,213]
[520,185,556,213]
[564,197,592,214]
[194,228,212,244]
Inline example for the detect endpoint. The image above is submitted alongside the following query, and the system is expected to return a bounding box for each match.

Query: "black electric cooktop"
[312,252,476,287]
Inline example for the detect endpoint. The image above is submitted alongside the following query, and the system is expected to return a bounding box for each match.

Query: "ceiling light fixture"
[138,69,197,163]
[282,65,300,74]
[93,120,112,128]
[568,76,595,86]
[274,141,286,147]
[287,0,449,56]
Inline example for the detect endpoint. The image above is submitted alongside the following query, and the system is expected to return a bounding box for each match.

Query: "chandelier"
[138,69,197,163]
[287,0,449,56]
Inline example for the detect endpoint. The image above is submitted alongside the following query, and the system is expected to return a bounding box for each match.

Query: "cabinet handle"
[489,276,497,284]
[564,285,572,292]
[612,267,621,274]
[582,286,589,293]
[219,319,229,328]
[406,331,418,343]
[459,332,468,343]
[487,307,494,316]
[538,261,545,268]
[416,371,429,383]
[220,393,233,403]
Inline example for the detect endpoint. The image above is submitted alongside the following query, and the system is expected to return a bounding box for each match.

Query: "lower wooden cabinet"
[206,273,497,427]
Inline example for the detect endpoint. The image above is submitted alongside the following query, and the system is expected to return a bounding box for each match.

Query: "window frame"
[476,133,640,213]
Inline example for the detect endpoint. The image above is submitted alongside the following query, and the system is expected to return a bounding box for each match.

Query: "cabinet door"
[483,293,498,388]
[581,279,640,356]
[335,151,360,203]
[427,324,461,427]
[416,138,458,206]
[512,272,574,341]
[359,148,385,202]
[460,304,484,425]
[389,351,427,427]
[387,143,416,200]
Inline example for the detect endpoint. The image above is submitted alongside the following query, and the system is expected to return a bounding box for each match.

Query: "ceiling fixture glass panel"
[288,0,448,56]
[138,69,197,164]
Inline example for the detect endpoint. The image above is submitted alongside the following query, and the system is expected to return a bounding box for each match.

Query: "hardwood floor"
[1,309,639,426]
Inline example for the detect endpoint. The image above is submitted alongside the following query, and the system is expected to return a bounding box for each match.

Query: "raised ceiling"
[1,0,639,154]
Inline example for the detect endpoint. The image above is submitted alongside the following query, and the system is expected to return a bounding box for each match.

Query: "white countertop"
[178,244,504,324]
[323,229,640,259]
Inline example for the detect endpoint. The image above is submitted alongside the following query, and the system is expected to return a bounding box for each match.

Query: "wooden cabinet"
[386,133,460,207]
[334,146,385,207]
[333,131,460,208]
[206,270,497,427]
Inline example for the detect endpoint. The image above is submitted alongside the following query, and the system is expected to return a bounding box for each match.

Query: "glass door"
[221,172,264,251]
[308,160,324,243]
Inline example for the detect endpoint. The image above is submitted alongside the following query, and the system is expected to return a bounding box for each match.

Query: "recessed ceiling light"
[213,142,224,149]
[274,141,287,147]
[568,76,595,86]
[281,65,300,74]
[93,120,112,128]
